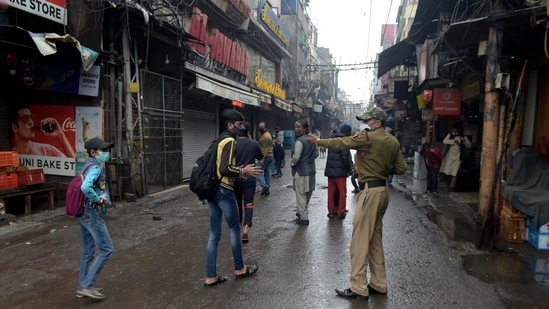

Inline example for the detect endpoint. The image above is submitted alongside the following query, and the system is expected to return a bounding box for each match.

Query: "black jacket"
[324,133,353,177]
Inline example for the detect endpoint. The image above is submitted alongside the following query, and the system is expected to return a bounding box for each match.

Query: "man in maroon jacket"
[420,143,443,195]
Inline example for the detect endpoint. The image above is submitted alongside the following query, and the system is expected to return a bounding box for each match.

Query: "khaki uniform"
[318,127,407,297]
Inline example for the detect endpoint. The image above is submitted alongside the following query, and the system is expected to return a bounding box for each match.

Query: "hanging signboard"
[432,88,461,115]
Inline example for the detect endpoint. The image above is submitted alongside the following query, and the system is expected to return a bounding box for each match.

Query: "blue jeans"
[257,156,275,188]
[77,205,114,289]
[206,186,244,278]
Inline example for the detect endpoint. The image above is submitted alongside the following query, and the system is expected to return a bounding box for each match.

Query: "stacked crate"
[0,152,19,190]
[16,169,45,186]
[500,197,527,243]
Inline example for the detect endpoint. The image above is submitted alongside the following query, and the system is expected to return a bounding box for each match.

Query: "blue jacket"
[81,158,111,208]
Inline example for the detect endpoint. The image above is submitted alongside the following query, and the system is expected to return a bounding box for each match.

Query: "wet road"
[0,156,545,308]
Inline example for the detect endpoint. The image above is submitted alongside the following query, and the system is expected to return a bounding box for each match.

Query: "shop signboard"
[8,0,67,25]
[432,88,461,115]
[22,62,101,97]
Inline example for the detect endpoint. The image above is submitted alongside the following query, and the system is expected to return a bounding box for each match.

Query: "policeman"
[307,107,407,300]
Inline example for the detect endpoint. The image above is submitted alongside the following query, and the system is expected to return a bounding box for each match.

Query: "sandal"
[203,276,228,287]
[235,265,258,279]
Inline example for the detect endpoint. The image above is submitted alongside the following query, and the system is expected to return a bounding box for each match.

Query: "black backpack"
[189,137,221,201]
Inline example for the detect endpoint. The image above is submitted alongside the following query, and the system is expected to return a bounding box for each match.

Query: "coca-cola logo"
[62,118,76,132]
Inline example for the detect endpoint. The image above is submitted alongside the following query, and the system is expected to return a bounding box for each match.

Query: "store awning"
[377,39,416,78]
[195,74,260,107]
[0,25,99,71]
[274,98,292,112]
[252,89,273,105]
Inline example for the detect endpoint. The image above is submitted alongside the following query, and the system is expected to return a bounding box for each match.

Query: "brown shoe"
[242,225,249,243]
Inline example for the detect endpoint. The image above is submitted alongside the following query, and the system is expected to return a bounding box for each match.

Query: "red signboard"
[189,7,249,75]
[432,88,461,115]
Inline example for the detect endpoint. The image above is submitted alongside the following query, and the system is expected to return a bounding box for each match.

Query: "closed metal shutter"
[0,101,10,150]
[182,109,217,179]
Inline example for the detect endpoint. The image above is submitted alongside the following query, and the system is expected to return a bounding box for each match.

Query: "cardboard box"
[526,217,549,234]
[527,229,549,250]
[500,210,525,243]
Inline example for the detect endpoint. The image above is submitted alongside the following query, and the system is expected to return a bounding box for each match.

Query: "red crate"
[16,169,45,186]
[0,152,19,167]
[0,173,18,189]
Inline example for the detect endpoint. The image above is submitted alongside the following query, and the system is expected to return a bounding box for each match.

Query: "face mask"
[359,123,371,132]
[96,151,110,164]
[235,124,246,136]
[258,128,266,134]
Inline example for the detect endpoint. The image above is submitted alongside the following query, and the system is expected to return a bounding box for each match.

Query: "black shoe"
[337,214,346,219]
[295,212,301,219]
[367,285,387,295]
[261,186,270,195]
[327,213,335,218]
[295,218,309,225]
[351,188,360,193]
[335,288,368,300]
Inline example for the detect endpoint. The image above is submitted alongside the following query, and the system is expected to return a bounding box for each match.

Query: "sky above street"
[308,0,399,103]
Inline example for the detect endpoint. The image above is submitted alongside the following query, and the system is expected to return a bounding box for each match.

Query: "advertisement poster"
[75,107,103,173]
[11,104,76,176]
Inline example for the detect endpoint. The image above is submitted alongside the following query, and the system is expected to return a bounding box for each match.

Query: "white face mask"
[359,123,371,132]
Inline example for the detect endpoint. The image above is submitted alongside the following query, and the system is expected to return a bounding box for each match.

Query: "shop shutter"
[182,109,217,179]
[0,102,10,150]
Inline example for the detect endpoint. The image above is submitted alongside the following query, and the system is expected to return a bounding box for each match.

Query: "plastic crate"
[0,152,18,167]
[0,173,18,189]
[16,169,45,186]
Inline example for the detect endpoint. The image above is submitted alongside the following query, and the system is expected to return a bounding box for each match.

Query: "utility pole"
[477,24,502,249]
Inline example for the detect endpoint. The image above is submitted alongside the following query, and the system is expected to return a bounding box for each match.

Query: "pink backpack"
[65,164,97,217]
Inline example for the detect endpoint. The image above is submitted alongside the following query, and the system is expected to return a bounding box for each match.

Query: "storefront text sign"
[255,69,285,99]
[432,88,461,115]
[258,0,290,47]
[188,7,249,76]
[8,0,67,25]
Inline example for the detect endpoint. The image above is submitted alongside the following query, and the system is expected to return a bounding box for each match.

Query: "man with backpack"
[75,137,114,300]
[203,109,263,287]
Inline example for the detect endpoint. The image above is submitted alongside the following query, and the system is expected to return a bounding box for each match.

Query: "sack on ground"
[65,164,96,217]
[189,139,220,201]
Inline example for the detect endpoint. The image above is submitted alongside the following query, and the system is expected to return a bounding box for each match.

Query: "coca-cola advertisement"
[10,104,77,176]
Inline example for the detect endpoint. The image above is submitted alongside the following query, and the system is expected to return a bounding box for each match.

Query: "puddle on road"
[463,254,549,291]
[427,211,476,243]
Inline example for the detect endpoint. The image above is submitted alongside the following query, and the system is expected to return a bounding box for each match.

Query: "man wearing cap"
[324,124,353,219]
[308,107,407,300]
[76,137,115,300]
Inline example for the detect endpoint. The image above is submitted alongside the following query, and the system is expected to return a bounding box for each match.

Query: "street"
[0,155,537,308]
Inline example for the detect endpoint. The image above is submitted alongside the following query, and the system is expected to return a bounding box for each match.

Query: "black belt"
[366,180,387,188]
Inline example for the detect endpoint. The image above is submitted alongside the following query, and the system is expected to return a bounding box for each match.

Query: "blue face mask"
[96,151,110,164]
[232,123,246,136]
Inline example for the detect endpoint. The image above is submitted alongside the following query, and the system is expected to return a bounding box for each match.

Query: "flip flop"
[203,276,227,287]
[235,265,258,279]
